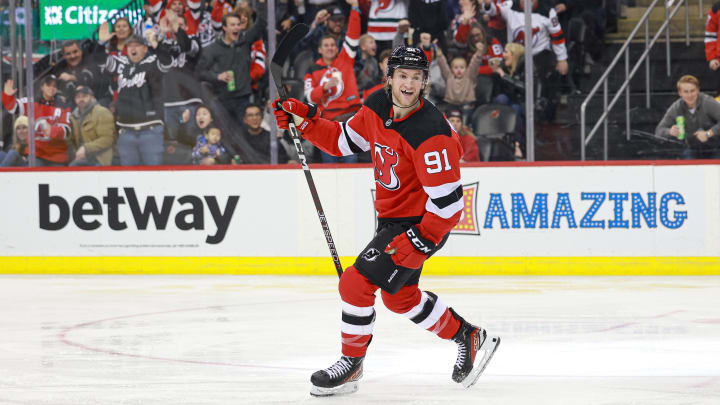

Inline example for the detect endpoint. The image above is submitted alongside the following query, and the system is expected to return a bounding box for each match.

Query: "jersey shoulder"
[364,88,392,118]
[396,99,453,150]
[714,1,720,14]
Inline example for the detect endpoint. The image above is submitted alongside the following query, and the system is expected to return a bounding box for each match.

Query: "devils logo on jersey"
[513,26,540,47]
[375,0,393,15]
[374,143,400,190]
[318,68,345,106]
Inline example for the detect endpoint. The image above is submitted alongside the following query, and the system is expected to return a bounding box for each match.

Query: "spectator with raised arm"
[1,76,72,166]
[303,0,363,163]
[434,35,484,112]
[196,1,267,126]
[297,6,350,61]
[655,75,720,159]
[103,35,175,165]
[304,0,362,121]
[146,12,202,165]
[481,0,567,121]
[97,18,134,56]
[481,0,567,76]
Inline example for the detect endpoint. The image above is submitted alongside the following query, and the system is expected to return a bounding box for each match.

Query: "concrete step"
[623,3,704,19]
[616,16,705,35]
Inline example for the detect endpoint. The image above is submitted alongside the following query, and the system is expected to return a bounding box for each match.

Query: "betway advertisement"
[39,0,136,40]
[0,164,718,260]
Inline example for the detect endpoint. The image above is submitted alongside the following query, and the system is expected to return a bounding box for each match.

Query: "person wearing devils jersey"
[273,46,500,396]
[2,76,72,166]
[304,0,362,122]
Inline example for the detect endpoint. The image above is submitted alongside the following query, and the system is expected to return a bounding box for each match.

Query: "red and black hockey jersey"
[304,9,362,120]
[303,90,464,243]
[1,93,71,163]
[706,2,720,61]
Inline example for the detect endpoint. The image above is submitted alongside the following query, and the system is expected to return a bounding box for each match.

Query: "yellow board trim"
[1,257,719,275]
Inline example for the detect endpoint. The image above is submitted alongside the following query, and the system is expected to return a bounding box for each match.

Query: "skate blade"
[310,381,359,397]
[462,335,501,389]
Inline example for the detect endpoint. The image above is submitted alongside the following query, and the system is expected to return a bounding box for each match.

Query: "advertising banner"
[0,163,718,274]
[39,0,140,40]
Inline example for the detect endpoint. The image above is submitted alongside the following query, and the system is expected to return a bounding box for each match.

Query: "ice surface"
[0,275,718,404]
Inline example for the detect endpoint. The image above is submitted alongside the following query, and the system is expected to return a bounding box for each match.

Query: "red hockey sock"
[339,266,379,357]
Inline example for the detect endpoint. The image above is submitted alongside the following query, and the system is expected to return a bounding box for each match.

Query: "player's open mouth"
[401,89,413,96]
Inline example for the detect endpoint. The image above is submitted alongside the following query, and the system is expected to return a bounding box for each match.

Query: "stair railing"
[579,0,689,160]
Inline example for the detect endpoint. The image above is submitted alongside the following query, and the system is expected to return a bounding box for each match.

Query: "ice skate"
[309,355,364,396]
[450,309,501,389]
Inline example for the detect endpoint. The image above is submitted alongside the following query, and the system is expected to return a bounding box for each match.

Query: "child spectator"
[361,48,392,101]
[178,104,216,163]
[192,126,228,164]
[355,34,381,94]
[434,40,484,112]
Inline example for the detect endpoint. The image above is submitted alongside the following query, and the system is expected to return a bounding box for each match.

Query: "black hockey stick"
[270,24,343,278]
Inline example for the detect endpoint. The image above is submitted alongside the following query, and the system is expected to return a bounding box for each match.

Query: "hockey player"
[273,47,500,396]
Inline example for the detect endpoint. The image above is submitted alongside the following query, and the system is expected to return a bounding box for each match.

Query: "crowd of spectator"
[0,0,628,167]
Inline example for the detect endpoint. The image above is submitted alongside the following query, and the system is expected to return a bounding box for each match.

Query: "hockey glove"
[273,98,318,133]
[384,225,436,270]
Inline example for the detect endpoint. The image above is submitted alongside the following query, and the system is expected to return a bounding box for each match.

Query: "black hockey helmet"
[385,46,429,78]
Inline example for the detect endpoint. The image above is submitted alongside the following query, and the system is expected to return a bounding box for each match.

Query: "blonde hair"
[676,75,699,90]
[359,34,374,47]
[504,42,524,76]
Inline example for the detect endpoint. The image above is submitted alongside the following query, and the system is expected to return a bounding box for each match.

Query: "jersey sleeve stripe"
[338,123,359,155]
[426,197,464,219]
[422,181,462,199]
[344,118,371,151]
[430,185,464,209]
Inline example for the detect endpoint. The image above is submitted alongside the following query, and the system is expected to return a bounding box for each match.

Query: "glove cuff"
[405,225,436,255]
[305,102,318,119]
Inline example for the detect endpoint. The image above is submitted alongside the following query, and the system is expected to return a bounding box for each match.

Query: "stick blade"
[271,23,309,100]
[272,23,310,66]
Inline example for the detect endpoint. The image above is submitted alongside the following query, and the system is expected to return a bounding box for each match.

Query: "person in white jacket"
[481,0,568,76]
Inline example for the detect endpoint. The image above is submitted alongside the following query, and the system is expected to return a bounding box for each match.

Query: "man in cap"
[103,34,176,165]
[298,2,354,61]
[69,85,116,166]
